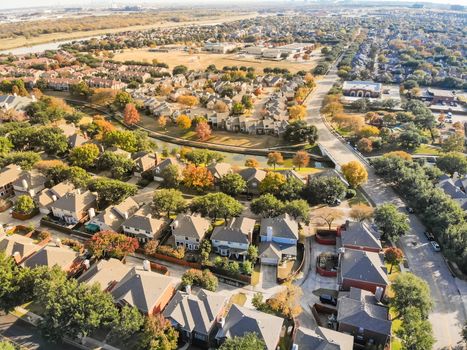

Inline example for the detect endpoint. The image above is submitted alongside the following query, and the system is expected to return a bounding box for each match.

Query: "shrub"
[181,269,218,291]
[346,189,356,199]
[61,238,84,252]
[144,240,159,256]
[156,245,185,259]
[38,230,51,241]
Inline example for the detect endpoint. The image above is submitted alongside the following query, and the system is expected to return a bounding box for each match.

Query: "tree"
[284,199,310,224]
[385,151,412,161]
[88,178,138,206]
[288,105,307,120]
[114,91,133,109]
[398,128,427,149]
[219,173,247,197]
[267,283,303,318]
[158,115,167,129]
[0,136,13,155]
[0,341,15,350]
[318,208,343,230]
[251,194,284,217]
[391,273,433,320]
[160,164,181,188]
[87,230,139,260]
[69,143,99,169]
[292,150,310,170]
[14,195,35,214]
[341,161,368,188]
[245,158,259,168]
[374,204,410,242]
[219,333,266,350]
[277,178,304,201]
[103,129,155,153]
[177,95,199,108]
[267,152,284,170]
[98,151,135,180]
[176,114,192,129]
[436,152,467,176]
[139,314,178,350]
[303,176,346,205]
[200,240,211,263]
[123,103,140,125]
[0,151,41,170]
[70,81,91,97]
[91,88,118,106]
[0,252,32,312]
[396,307,435,350]
[232,102,245,115]
[260,172,286,195]
[350,204,374,222]
[181,269,218,291]
[248,245,258,263]
[172,65,188,75]
[385,247,404,274]
[357,138,373,153]
[109,305,144,345]
[191,193,243,221]
[182,164,214,191]
[358,125,380,138]
[195,121,212,141]
[441,133,464,153]
[153,189,186,217]
[283,120,318,145]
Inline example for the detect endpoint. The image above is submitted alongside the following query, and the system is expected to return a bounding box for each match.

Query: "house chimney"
[13,251,21,264]
[83,259,90,270]
[218,317,225,328]
[185,284,191,294]
[88,208,96,219]
[76,188,81,195]
[375,286,384,303]
[51,195,58,202]
[266,226,273,242]
[21,179,29,189]
[143,259,150,271]
[55,238,62,247]
[123,211,129,220]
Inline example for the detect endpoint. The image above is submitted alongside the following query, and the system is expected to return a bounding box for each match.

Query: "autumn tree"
[245,158,259,168]
[288,105,307,120]
[318,208,343,230]
[176,114,192,129]
[341,161,368,188]
[158,115,167,129]
[259,172,286,195]
[385,247,404,274]
[86,230,139,260]
[90,88,117,106]
[350,204,374,222]
[292,150,310,169]
[69,143,100,169]
[177,95,199,108]
[267,152,284,169]
[214,100,228,113]
[195,121,212,141]
[123,103,140,125]
[182,164,214,191]
[139,314,178,350]
[267,283,303,318]
[357,138,373,153]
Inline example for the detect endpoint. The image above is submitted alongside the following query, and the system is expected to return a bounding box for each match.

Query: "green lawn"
[413,144,441,156]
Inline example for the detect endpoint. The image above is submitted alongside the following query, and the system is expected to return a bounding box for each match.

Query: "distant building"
[342,81,382,98]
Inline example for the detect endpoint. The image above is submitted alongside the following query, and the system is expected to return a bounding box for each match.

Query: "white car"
[430,241,441,252]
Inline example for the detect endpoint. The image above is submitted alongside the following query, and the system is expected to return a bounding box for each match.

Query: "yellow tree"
[177,95,199,108]
[267,283,303,318]
[288,105,307,120]
[341,161,368,188]
[292,150,310,170]
[245,158,259,168]
[182,164,214,191]
[267,152,284,169]
[158,115,167,129]
[176,115,192,129]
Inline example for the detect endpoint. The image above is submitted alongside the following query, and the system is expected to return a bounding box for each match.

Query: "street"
[304,62,467,349]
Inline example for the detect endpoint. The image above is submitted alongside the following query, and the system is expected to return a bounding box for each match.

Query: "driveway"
[304,61,466,348]
[259,264,278,292]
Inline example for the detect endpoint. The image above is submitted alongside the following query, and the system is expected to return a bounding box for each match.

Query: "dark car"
[424,231,435,241]
[406,206,414,214]
[319,294,337,306]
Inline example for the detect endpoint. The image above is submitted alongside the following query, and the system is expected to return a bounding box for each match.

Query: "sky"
[1,0,466,9]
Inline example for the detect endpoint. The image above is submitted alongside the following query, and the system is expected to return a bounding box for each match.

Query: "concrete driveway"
[259,264,278,292]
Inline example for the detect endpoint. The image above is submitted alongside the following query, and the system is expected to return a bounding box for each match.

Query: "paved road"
[305,63,467,349]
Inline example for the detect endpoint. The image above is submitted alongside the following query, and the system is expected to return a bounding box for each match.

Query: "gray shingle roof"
[293,326,354,350]
[211,217,255,244]
[172,214,211,240]
[260,213,299,240]
[340,249,389,286]
[0,234,37,260]
[341,222,382,250]
[238,168,267,183]
[50,190,96,213]
[23,245,79,269]
[0,164,22,187]
[77,258,131,291]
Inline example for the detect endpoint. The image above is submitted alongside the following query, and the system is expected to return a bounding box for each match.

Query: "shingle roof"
[38,182,75,208]
[238,168,267,183]
[0,234,37,260]
[0,164,22,187]
[207,162,232,179]
[340,249,389,286]
[13,171,47,189]
[77,258,131,291]
[341,222,382,250]
[293,326,354,350]
[163,289,227,335]
[172,214,211,240]
[337,288,391,336]
[23,245,79,269]
[50,190,96,213]
[260,213,299,240]
[211,217,255,244]
[216,305,284,350]
[259,241,296,260]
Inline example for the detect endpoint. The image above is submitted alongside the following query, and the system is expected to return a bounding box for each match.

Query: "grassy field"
[113,49,321,73]
[414,144,441,155]
[0,13,257,52]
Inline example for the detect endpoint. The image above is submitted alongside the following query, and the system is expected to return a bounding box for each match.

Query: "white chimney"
[88,208,96,219]
[375,286,384,303]
[21,179,29,189]
[292,345,298,350]
[123,211,128,219]
[143,259,150,271]
[76,188,81,195]
[173,220,179,228]
[83,259,90,269]
[55,238,62,247]
[219,317,225,328]
[51,195,57,202]
[266,226,273,242]
[13,251,20,258]
[185,284,191,294]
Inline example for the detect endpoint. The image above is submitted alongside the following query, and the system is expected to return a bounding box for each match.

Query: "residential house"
[86,197,139,233]
[292,326,354,350]
[258,213,299,265]
[163,289,228,346]
[238,168,267,194]
[338,248,389,295]
[111,267,177,314]
[87,77,127,90]
[337,287,391,347]
[171,214,211,251]
[0,164,22,198]
[37,181,75,214]
[133,152,160,177]
[207,162,232,182]
[122,206,168,243]
[437,174,467,210]
[0,94,33,113]
[77,258,131,292]
[23,243,81,273]
[49,189,97,225]
[0,234,41,264]
[153,158,182,182]
[211,217,255,259]
[339,221,382,253]
[13,171,47,197]
[215,304,284,350]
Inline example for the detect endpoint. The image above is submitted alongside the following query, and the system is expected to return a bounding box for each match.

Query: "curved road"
[305,63,466,349]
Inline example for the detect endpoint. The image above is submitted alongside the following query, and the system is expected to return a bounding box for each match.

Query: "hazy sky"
[2,0,466,9]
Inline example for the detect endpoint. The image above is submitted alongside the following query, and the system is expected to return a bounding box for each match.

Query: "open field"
[113,49,322,73]
[0,12,258,52]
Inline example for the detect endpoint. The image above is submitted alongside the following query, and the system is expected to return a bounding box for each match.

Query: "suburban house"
[211,217,255,260]
[122,206,168,242]
[342,81,382,98]
[171,214,211,251]
[49,190,97,225]
[206,162,232,182]
[0,164,22,198]
[339,221,382,252]
[437,174,467,210]
[338,248,389,295]
[0,94,33,113]
[86,197,139,233]
[238,168,267,194]
[418,88,457,104]
[13,171,47,197]
[163,289,228,346]
[37,182,75,214]
[215,304,284,350]
[337,287,391,347]
[133,152,160,177]
[0,234,41,264]
[153,158,182,182]
[258,213,299,265]
[111,267,177,315]
[77,258,131,292]
[292,326,354,350]
[23,243,81,273]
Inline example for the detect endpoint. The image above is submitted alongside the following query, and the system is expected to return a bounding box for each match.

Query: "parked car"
[430,241,441,252]
[406,206,414,214]
[424,231,435,241]
[319,294,337,306]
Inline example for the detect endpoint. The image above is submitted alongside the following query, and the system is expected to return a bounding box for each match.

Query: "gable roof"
[123,213,167,236]
[13,171,47,189]
[216,304,284,350]
[341,221,382,250]
[50,190,96,213]
[0,164,22,187]
[293,326,354,350]
[260,213,299,240]
[207,162,232,179]
[134,153,158,172]
[77,258,131,291]
[0,234,38,260]
[259,241,296,259]
[111,267,176,314]
[163,289,227,335]
[340,249,389,286]
[238,168,267,183]
[172,214,211,240]
[38,182,75,208]
[337,288,391,336]
[211,217,255,244]
[153,158,180,175]
[68,133,88,148]
[23,245,79,269]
